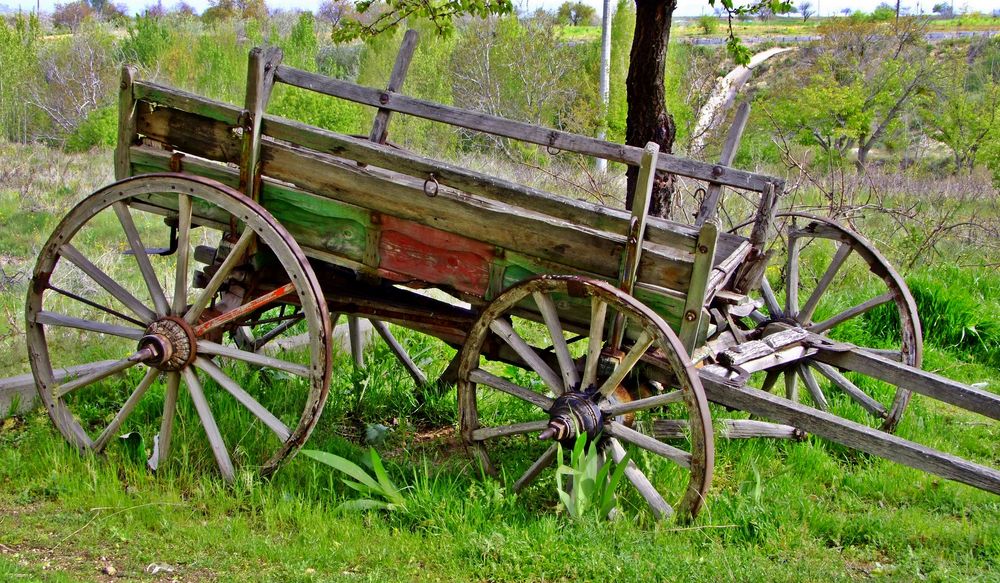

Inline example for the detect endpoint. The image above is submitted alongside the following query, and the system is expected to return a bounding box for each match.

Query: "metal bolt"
[712,165,723,177]
[698,245,709,254]
[684,310,698,322]
[379,92,390,105]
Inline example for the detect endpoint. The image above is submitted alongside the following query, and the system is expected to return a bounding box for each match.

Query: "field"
[1,133,999,581]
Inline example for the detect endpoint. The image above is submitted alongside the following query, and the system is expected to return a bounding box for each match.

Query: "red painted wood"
[378,216,494,296]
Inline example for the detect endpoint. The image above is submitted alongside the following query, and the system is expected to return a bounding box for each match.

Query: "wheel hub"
[538,391,604,443]
[139,316,197,371]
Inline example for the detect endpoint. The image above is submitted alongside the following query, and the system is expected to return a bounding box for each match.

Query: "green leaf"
[301,449,382,492]
[369,448,405,505]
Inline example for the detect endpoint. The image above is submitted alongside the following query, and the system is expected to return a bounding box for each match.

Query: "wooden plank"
[263,115,747,260]
[678,222,718,352]
[115,66,138,180]
[273,64,778,193]
[618,142,658,295]
[133,80,243,125]
[136,101,242,164]
[369,29,418,144]
[695,100,751,227]
[699,371,1000,495]
[813,346,1000,421]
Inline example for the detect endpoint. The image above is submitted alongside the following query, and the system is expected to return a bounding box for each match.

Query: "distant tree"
[202,0,266,21]
[757,5,773,20]
[144,0,166,17]
[556,1,596,26]
[769,17,934,169]
[798,1,812,21]
[840,7,852,16]
[52,1,93,30]
[696,14,718,34]
[172,1,196,15]
[871,3,895,21]
[317,0,351,25]
[932,2,953,18]
[918,45,1000,174]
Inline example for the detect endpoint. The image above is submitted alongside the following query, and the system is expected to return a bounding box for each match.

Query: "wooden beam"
[0,361,118,416]
[240,46,283,202]
[699,372,1000,495]
[115,65,138,180]
[813,346,1000,421]
[272,64,779,193]
[678,222,718,353]
[695,100,751,227]
[369,29,418,144]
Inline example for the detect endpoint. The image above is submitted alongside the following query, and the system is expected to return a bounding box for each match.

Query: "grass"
[1,142,999,581]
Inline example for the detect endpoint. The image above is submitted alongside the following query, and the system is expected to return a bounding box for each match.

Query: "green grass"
[2,143,1000,581]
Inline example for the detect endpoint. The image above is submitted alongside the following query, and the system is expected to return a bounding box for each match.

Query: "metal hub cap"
[140,316,197,371]
[539,391,604,443]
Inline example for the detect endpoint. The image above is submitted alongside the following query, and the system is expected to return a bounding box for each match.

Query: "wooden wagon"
[25,34,1000,520]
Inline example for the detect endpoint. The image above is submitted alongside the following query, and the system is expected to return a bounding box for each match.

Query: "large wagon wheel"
[751,212,922,432]
[458,276,714,521]
[26,174,332,480]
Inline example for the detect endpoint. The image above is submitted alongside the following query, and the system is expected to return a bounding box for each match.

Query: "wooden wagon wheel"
[458,276,714,521]
[751,212,922,432]
[26,174,332,481]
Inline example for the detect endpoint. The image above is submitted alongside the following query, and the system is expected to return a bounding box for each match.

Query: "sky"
[1,0,997,18]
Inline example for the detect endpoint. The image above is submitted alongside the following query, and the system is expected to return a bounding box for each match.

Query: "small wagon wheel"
[26,174,332,481]
[458,276,714,521]
[750,212,922,432]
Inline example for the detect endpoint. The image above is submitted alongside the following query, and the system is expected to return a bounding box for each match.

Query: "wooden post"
[678,222,718,353]
[695,100,751,228]
[610,142,658,351]
[239,46,283,202]
[369,29,419,145]
[115,66,138,180]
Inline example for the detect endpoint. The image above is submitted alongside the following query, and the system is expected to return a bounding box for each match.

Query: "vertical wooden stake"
[695,100,751,227]
[369,29,420,145]
[239,46,283,202]
[115,65,138,181]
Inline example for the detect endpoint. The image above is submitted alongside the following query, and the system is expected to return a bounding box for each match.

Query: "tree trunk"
[624,0,677,218]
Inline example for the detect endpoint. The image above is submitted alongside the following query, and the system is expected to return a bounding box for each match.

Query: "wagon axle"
[538,390,604,443]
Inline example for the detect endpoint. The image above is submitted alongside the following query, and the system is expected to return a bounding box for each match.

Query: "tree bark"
[624,0,677,218]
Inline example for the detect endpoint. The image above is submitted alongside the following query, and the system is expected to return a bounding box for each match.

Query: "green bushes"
[64,105,117,152]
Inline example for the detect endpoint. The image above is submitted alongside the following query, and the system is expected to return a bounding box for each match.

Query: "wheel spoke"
[489,318,564,395]
[185,229,255,325]
[798,364,829,411]
[348,316,365,367]
[785,232,800,317]
[596,330,655,398]
[799,243,852,323]
[533,292,581,390]
[93,368,159,452]
[113,202,170,317]
[760,369,781,393]
[472,419,549,441]
[810,361,887,418]
[372,320,428,386]
[149,372,180,471]
[808,292,894,334]
[197,340,312,378]
[196,357,291,441]
[182,367,235,481]
[32,310,144,340]
[760,276,782,317]
[581,297,608,391]
[606,438,673,520]
[172,194,193,315]
[249,316,305,352]
[512,443,558,493]
[58,244,155,323]
[606,420,691,469]
[47,284,146,328]
[469,368,553,411]
[784,366,799,401]
[602,389,683,417]
[52,350,151,398]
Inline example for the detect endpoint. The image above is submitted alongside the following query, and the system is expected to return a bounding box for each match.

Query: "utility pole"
[596,0,612,173]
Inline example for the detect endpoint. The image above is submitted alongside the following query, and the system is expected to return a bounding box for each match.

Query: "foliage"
[53,1,94,30]
[302,448,407,512]
[202,0,267,23]
[554,434,629,521]
[604,0,633,144]
[278,11,318,70]
[917,42,1000,176]
[64,105,117,152]
[120,12,172,67]
[696,14,719,35]
[0,12,40,142]
[707,0,793,64]
[555,2,595,27]
[317,0,353,26]
[333,0,513,42]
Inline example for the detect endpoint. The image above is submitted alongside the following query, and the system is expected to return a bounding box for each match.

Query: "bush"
[697,14,719,35]
[64,105,117,152]
[120,13,172,67]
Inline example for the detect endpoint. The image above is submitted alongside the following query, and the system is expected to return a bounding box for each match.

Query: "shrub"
[697,14,719,35]
[64,105,117,152]
[120,13,173,67]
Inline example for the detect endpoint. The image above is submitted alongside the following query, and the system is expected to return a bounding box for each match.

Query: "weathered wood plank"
[700,372,1000,495]
[695,100,751,227]
[813,346,1000,421]
[273,64,778,193]
[133,80,243,125]
[369,29,418,144]
[678,223,718,352]
[240,46,283,201]
[0,360,118,416]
